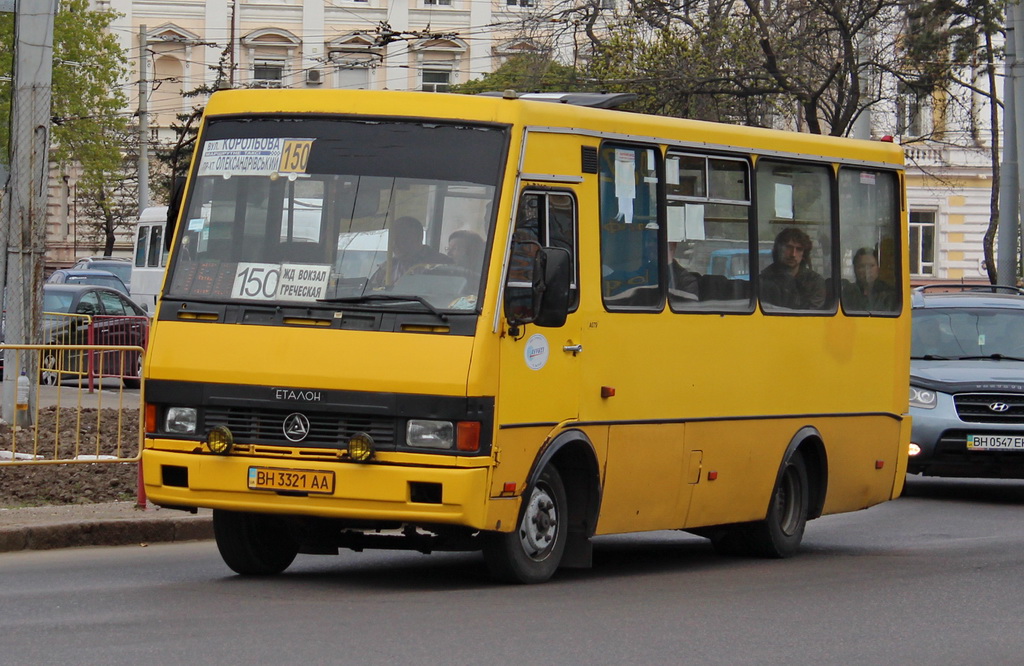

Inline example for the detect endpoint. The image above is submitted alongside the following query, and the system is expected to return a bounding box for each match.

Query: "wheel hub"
[519,486,558,558]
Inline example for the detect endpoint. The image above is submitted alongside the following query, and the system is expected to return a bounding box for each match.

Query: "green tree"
[1,0,131,254]
[452,54,584,94]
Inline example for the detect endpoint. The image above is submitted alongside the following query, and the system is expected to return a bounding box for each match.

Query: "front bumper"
[142,447,499,530]
[909,395,1024,479]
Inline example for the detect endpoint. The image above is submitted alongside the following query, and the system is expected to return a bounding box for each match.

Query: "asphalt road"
[2,476,1023,665]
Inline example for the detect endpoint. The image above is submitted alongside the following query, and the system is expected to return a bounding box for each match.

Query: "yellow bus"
[141,89,910,583]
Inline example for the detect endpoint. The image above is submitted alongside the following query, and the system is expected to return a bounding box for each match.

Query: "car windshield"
[68,275,124,292]
[93,263,131,284]
[912,307,1024,358]
[165,117,505,312]
[43,291,75,314]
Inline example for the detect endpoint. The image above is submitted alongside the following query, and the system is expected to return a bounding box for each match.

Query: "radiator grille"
[954,393,1024,424]
[204,406,397,449]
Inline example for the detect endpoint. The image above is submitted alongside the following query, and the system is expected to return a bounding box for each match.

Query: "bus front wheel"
[213,509,299,576]
[483,466,567,584]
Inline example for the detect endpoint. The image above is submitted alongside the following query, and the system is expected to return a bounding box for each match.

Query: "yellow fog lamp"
[206,425,234,455]
[348,431,375,462]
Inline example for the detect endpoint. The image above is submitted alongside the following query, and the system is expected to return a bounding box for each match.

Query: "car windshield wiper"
[318,293,448,322]
[911,354,954,360]
[954,354,1024,362]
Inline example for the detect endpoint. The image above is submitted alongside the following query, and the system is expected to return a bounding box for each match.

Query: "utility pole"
[998,18,1018,287]
[1000,4,1024,287]
[1,0,57,425]
[138,24,150,214]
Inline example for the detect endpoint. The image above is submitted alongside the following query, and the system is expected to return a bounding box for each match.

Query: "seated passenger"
[369,216,449,288]
[841,247,897,311]
[446,230,485,272]
[760,227,826,309]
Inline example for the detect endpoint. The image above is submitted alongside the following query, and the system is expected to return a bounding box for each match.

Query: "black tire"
[746,452,809,558]
[40,354,60,386]
[709,452,809,558]
[483,466,568,584]
[213,509,299,576]
[122,355,142,389]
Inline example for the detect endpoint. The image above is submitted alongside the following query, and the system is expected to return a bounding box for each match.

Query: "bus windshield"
[166,118,506,311]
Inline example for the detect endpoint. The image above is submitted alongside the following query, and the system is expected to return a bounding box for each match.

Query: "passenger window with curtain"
[838,169,901,315]
[756,160,835,313]
[599,144,662,310]
[665,152,753,312]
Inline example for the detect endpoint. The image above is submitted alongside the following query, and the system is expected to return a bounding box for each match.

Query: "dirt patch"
[0,407,140,507]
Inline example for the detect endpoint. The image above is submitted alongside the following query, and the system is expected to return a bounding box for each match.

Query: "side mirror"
[504,242,570,329]
[166,175,186,251]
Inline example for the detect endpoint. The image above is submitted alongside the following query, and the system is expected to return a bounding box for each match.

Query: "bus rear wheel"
[483,466,567,584]
[747,452,809,558]
[710,452,809,558]
[213,509,299,576]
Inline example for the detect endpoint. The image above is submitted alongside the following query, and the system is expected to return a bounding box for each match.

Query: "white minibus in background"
[133,206,169,312]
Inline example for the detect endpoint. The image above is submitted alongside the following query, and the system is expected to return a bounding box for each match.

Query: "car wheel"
[122,355,142,389]
[213,510,298,576]
[40,354,60,386]
[483,465,568,584]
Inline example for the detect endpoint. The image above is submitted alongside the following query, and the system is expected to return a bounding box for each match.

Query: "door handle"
[562,344,583,355]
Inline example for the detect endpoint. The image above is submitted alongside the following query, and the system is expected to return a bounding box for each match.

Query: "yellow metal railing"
[0,343,144,466]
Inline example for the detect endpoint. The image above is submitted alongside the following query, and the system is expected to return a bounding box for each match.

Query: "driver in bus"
[369,216,450,288]
[759,227,826,310]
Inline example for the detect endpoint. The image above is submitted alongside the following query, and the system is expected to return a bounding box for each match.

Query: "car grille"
[953,393,1024,424]
[204,406,397,449]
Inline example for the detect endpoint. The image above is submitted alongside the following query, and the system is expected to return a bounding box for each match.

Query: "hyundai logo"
[988,402,1011,413]
[283,413,311,442]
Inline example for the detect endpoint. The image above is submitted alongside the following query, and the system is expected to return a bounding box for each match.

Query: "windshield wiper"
[954,354,1024,362]
[911,354,954,360]
[318,294,448,322]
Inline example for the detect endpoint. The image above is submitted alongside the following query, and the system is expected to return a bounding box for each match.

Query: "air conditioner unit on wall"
[306,69,322,85]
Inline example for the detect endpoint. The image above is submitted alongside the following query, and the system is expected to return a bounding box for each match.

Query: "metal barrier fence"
[0,344,144,466]
[38,312,148,391]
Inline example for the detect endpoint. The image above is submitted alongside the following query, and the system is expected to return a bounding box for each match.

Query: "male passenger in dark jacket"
[759,227,826,310]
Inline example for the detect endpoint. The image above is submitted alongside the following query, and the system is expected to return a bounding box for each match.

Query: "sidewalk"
[0,501,213,553]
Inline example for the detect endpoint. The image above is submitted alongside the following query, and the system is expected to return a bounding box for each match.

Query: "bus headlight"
[407,420,454,449]
[165,407,198,434]
[909,387,937,410]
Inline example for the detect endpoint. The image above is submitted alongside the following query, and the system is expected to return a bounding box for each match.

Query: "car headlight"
[165,407,198,434]
[909,386,937,410]
[407,419,454,449]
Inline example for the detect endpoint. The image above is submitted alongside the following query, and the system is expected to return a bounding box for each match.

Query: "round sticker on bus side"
[524,334,549,371]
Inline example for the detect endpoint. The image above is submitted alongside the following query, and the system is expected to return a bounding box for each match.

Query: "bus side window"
[135,228,148,268]
[599,144,662,310]
[148,226,164,267]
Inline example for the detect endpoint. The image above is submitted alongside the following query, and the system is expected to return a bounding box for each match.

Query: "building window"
[507,0,536,6]
[425,0,452,4]
[897,83,932,138]
[422,69,451,92]
[253,60,285,87]
[909,210,936,276]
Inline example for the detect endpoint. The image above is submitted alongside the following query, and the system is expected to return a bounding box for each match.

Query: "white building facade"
[48,1,1006,285]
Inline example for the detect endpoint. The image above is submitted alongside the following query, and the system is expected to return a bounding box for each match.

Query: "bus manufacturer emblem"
[283,413,311,442]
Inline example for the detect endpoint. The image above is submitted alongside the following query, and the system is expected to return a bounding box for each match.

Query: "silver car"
[908,286,1024,478]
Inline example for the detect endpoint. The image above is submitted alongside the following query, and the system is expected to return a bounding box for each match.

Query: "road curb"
[0,515,213,553]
